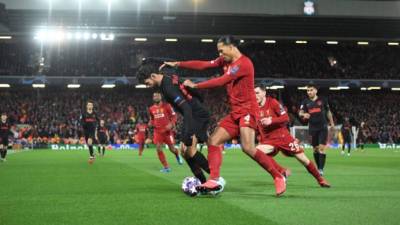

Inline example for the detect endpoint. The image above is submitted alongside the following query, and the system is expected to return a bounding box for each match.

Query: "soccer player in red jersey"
[134,118,149,156]
[162,36,286,196]
[254,85,330,188]
[148,92,183,173]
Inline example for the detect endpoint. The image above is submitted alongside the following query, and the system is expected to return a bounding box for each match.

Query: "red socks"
[254,149,282,179]
[207,145,223,180]
[157,151,169,168]
[305,161,323,182]
[270,157,286,175]
[138,144,144,156]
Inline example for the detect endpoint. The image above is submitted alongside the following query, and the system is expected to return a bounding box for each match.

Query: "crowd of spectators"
[1,42,400,79]
[1,87,399,146]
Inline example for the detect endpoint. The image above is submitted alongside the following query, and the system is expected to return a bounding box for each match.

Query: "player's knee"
[241,144,256,156]
[208,136,220,146]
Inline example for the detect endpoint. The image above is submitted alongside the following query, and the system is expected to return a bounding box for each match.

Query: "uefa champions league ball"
[181,177,202,197]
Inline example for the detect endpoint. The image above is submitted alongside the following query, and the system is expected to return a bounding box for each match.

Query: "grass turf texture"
[0,148,399,225]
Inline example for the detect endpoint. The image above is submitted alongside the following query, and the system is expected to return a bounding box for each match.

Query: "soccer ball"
[181,177,201,197]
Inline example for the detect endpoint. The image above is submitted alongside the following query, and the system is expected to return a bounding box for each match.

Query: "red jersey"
[135,123,148,138]
[148,102,177,133]
[179,55,258,119]
[258,97,290,141]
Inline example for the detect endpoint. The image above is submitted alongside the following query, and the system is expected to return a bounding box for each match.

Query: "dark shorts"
[0,136,8,146]
[193,116,209,144]
[343,135,351,143]
[84,130,96,143]
[310,127,328,147]
[98,136,108,145]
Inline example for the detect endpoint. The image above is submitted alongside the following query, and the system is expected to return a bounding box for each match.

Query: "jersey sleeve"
[270,99,289,126]
[323,98,331,112]
[196,61,250,89]
[178,57,223,70]
[299,99,308,112]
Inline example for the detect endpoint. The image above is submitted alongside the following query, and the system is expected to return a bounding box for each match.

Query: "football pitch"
[0,148,399,225]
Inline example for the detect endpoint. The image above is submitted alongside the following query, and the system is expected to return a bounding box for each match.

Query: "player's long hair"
[136,57,204,102]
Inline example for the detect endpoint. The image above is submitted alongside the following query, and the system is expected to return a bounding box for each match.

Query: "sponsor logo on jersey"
[309,108,322,114]
[229,65,240,75]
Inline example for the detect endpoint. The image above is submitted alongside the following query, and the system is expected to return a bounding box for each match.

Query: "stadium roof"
[2,10,400,40]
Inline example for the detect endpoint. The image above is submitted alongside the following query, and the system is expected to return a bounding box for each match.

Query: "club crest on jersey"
[279,104,286,115]
[244,114,251,124]
[174,96,182,103]
[317,100,322,106]
[229,65,240,75]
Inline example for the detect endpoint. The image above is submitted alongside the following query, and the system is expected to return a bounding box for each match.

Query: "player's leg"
[167,143,183,165]
[256,144,290,177]
[317,128,329,175]
[87,136,95,164]
[0,143,4,161]
[1,138,9,161]
[347,138,351,156]
[153,132,170,172]
[156,143,170,172]
[240,126,286,196]
[311,131,321,171]
[138,141,144,156]
[97,144,102,155]
[198,126,231,191]
[341,140,346,155]
[198,115,237,191]
[294,152,330,187]
[163,132,182,165]
[207,126,232,179]
[181,136,209,183]
[100,144,105,156]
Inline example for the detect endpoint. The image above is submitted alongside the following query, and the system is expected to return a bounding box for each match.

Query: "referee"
[299,85,335,176]
[136,58,210,184]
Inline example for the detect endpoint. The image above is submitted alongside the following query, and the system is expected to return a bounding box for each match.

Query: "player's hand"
[165,123,174,131]
[261,117,273,126]
[183,79,196,88]
[159,61,179,70]
[302,113,311,119]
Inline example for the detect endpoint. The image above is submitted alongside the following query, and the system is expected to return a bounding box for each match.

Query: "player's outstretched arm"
[161,57,223,71]
[183,63,248,89]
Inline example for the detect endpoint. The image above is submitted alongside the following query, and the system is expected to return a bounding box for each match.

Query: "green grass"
[1,148,400,225]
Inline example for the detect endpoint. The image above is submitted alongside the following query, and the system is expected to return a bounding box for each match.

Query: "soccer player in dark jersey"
[341,117,352,156]
[357,121,367,151]
[0,113,12,162]
[80,101,99,164]
[96,119,109,157]
[299,85,335,175]
[136,58,211,184]
[162,36,286,196]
